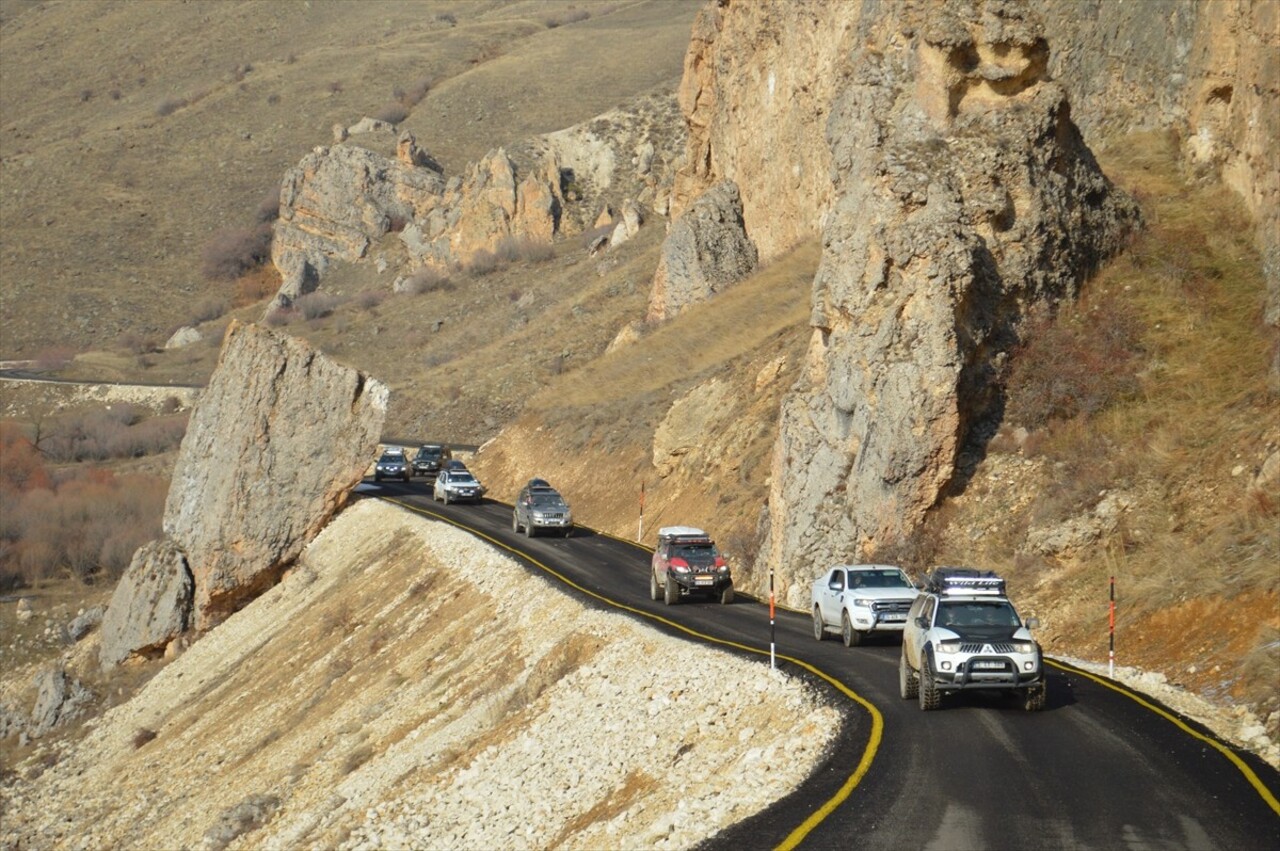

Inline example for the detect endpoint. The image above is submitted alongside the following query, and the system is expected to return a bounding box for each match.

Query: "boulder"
[647,181,757,321]
[608,199,643,248]
[99,538,192,668]
[30,666,92,737]
[165,326,202,349]
[164,321,387,629]
[67,604,106,641]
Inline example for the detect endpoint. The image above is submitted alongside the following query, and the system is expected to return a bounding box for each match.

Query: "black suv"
[412,444,450,479]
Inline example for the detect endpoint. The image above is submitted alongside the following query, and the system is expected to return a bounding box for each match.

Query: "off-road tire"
[1022,684,1046,712]
[525,521,535,538]
[899,651,919,699]
[918,651,941,711]
[813,607,827,641]
[650,571,660,601]
[664,574,679,606]
[512,512,520,533]
[841,612,863,647]
[441,490,450,506]
[720,585,734,605]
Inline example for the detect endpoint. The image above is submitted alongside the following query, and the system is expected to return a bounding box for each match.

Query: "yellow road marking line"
[383,496,883,849]
[1048,659,1280,816]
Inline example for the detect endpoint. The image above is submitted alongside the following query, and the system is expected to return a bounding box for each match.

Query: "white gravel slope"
[0,500,840,850]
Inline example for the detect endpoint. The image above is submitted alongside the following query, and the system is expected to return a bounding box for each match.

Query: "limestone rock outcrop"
[647,181,757,321]
[746,0,1139,605]
[164,322,388,629]
[271,138,446,308]
[29,667,92,738]
[99,538,192,668]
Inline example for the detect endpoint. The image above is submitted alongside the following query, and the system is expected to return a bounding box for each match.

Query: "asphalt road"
[367,481,1280,851]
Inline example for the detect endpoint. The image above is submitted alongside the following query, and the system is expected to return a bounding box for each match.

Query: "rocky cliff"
[654,0,1278,605]
[97,322,388,657]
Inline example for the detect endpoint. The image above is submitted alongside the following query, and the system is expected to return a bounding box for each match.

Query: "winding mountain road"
[368,482,1280,851]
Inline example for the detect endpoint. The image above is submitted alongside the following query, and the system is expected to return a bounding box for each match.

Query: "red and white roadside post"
[769,566,777,671]
[637,482,645,543]
[1109,575,1116,678]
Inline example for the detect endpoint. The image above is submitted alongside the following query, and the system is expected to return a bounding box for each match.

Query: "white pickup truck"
[811,564,919,647]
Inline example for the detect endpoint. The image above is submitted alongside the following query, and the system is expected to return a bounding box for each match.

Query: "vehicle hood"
[934,625,1025,643]
[844,588,918,601]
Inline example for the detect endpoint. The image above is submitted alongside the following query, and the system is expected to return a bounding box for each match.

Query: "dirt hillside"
[0,499,838,849]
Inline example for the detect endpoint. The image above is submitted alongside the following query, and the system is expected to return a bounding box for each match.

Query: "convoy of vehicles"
[811,564,918,646]
[649,526,734,605]
[374,444,1049,717]
[512,478,573,537]
[899,568,1045,712]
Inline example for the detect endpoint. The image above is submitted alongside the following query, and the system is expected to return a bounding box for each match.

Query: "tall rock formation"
[700,0,1139,605]
[1038,0,1280,384]
[165,322,388,628]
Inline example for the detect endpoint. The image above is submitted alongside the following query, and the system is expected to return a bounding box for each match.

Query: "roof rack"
[658,526,711,542]
[926,567,1006,596]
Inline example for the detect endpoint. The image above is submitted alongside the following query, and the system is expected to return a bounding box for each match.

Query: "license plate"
[881,613,906,622]
[974,661,1005,670]
[694,576,714,586]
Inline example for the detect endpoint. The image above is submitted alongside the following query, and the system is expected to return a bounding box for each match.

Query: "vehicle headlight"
[1012,641,1036,654]
[672,564,690,573]
[851,597,873,608]
[936,640,962,655]
[718,565,729,573]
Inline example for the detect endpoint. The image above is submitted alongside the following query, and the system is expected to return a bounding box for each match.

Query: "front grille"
[959,643,1017,654]
[871,600,913,614]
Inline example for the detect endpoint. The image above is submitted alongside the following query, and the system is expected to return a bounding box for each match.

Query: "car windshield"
[847,570,913,589]
[673,543,717,560]
[937,600,1020,630]
[379,454,401,462]
[451,473,476,484]
[531,492,564,507]
[418,448,441,458]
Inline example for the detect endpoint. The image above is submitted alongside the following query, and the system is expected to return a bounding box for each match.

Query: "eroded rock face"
[164,322,387,629]
[30,667,92,738]
[647,181,757,321]
[272,140,446,307]
[99,538,192,668]
[757,0,1139,605]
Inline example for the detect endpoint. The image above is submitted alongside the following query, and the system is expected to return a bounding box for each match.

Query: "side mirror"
[1026,616,1041,630]
[915,616,928,629]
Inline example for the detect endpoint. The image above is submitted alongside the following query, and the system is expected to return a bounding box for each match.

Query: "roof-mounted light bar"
[927,567,1006,596]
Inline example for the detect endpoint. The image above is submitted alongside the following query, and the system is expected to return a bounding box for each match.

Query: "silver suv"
[512,478,573,537]
[900,568,1045,711]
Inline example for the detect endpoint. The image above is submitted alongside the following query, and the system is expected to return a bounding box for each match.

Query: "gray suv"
[512,478,573,537]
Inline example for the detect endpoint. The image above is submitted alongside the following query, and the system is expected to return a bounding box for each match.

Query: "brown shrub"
[233,267,278,307]
[202,224,273,281]
[133,728,157,749]
[191,297,229,325]
[1005,296,1143,430]
[2,468,167,585]
[155,96,188,117]
[33,346,76,371]
[401,267,453,295]
[372,103,409,124]
[495,235,554,264]
[464,249,498,277]
[296,291,341,321]
[355,291,385,311]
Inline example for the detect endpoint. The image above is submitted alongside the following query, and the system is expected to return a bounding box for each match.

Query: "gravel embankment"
[0,500,840,849]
